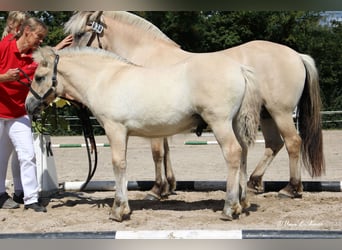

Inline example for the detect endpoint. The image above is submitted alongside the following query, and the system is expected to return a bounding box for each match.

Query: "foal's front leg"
[106,126,131,222]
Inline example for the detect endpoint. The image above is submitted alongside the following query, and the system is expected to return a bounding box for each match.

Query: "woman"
[0,17,49,212]
[1,11,29,208]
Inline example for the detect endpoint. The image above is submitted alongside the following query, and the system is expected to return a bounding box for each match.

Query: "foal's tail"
[298,54,325,177]
[235,66,261,147]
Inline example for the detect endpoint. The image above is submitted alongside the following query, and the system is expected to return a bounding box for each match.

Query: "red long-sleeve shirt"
[0,36,37,118]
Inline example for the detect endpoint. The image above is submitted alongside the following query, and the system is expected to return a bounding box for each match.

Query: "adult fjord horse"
[25,46,261,221]
[64,11,325,199]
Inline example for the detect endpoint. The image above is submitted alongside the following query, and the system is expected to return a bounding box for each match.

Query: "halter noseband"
[29,54,59,107]
[86,11,104,48]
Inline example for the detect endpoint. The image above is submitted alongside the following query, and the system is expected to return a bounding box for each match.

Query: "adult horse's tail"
[235,66,261,147]
[298,54,325,177]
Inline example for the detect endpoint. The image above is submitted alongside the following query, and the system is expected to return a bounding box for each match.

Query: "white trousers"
[0,115,39,205]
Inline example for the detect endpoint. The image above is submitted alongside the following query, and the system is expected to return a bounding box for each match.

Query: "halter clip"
[91,22,104,34]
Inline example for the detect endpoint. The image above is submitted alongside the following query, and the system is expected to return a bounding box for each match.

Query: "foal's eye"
[35,75,45,82]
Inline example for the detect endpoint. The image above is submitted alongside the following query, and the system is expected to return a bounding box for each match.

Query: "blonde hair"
[1,11,28,39]
[15,17,48,39]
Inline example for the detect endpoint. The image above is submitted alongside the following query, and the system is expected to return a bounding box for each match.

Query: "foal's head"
[25,46,59,115]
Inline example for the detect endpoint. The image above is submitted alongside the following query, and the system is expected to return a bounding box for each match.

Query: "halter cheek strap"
[86,11,104,48]
[29,54,60,107]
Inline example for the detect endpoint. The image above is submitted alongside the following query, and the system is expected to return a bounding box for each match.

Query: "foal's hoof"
[221,203,242,221]
[220,211,241,221]
[241,199,251,210]
[109,212,123,222]
[220,212,234,221]
[109,210,131,222]
[109,201,131,222]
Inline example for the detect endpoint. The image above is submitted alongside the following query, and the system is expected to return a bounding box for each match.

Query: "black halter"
[29,54,59,107]
[86,11,104,49]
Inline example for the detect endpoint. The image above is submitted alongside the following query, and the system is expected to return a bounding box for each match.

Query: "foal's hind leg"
[211,122,243,220]
[239,145,251,210]
[247,117,284,193]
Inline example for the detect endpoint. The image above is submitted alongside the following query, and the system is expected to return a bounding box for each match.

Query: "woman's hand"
[54,34,73,50]
[0,68,20,82]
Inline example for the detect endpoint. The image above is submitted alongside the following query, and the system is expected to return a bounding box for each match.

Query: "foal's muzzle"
[25,96,49,115]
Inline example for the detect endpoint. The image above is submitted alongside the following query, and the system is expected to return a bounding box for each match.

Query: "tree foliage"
[137,11,341,114]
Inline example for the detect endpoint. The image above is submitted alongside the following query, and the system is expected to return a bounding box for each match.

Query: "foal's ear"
[33,46,56,66]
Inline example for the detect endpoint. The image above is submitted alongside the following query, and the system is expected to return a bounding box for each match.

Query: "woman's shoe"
[0,193,20,209]
[24,202,47,212]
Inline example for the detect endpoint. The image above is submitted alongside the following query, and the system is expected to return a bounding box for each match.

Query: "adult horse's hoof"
[278,190,303,199]
[168,179,177,194]
[247,177,264,193]
[169,190,177,196]
[144,192,161,201]
[278,183,303,199]
[148,183,172,200]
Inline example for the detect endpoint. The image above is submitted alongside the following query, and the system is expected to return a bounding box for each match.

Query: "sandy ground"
[1,130,341,234]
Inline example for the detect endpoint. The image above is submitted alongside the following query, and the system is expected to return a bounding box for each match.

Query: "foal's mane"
[64,11,180,48]
[60,47,136,65]
[34,46,136,66]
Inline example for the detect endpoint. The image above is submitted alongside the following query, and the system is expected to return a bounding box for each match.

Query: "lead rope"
[74,11,104,190]
[75,104,98,191]
[58,97,98,192]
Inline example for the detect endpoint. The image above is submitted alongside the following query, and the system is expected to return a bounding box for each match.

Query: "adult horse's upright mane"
[64,11,180,48]
[104,11,180,48]
[64,11,91,35]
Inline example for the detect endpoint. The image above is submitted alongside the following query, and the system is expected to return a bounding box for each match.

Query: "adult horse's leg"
[146,137,176,200]
[275,54,325,198]
[249,54,324,198]
[271,113,303,198]
[247,115,284,193]
[249,111,303,198]
[162,137,177,193]
[106,125,131,221]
